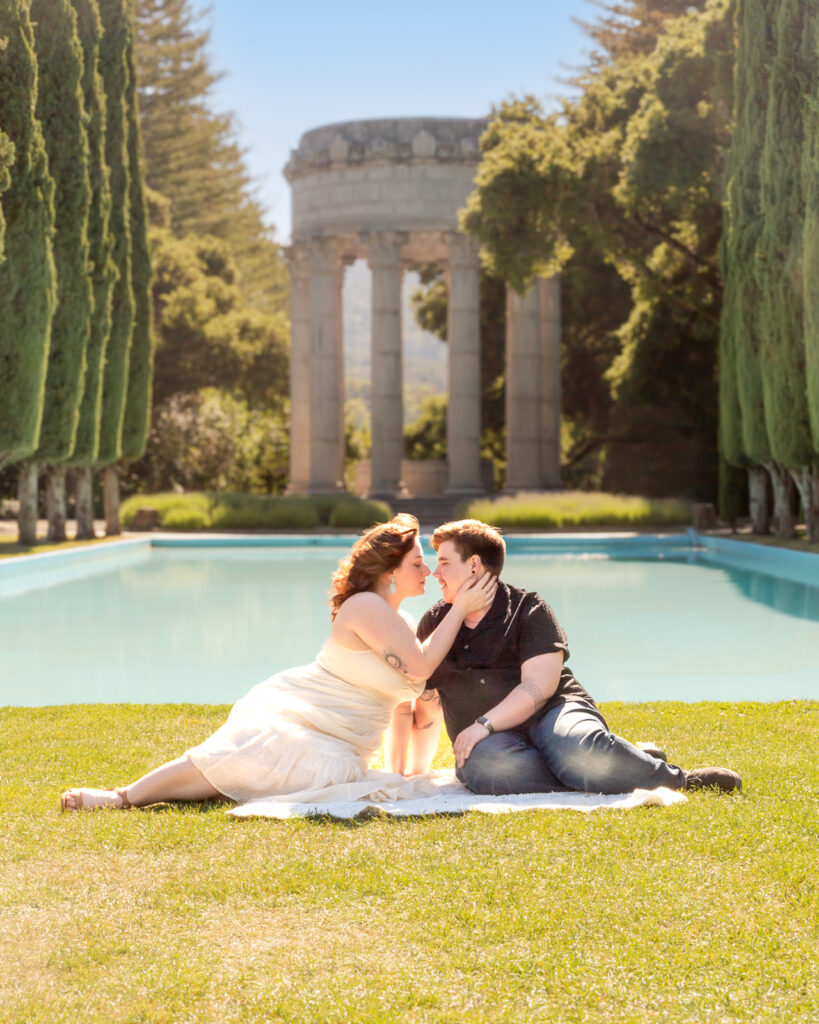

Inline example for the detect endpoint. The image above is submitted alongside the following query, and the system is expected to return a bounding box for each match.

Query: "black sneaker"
[636,742,667,763]
[683,767,742,793]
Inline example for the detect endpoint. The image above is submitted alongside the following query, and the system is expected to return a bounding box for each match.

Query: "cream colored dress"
[188,638,433,806]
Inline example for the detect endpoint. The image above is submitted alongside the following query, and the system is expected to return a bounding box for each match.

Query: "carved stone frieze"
[284,116,488,182]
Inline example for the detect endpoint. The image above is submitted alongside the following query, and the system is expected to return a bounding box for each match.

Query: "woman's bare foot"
[60,787,129,812]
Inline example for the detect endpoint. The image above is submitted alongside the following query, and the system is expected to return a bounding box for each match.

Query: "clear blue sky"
[196,0,595,242]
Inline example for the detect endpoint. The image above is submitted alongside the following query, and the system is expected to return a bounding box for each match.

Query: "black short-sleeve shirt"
[416,582,596,741]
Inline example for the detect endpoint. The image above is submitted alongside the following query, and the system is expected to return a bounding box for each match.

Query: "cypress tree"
[120,9,155,464]
[0,33,14,259]
[96,0,134,473]
[756,0,815,538]
[797,1,819,539]
[29,0,94,541]
[68,0,117,539]
[803,6,819,456]
[722,0,774,531]
[0,0,57,544]
[0,0,56,465]
[718,0,749,525]
[0,123,12,261]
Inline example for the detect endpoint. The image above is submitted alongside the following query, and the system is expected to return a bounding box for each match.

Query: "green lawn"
[0,535,119,559]
[1,701,816,1023]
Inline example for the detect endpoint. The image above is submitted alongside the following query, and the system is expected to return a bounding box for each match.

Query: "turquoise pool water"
[1,539,817,706]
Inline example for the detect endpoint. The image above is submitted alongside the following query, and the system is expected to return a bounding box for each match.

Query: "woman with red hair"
[61,514,495,811]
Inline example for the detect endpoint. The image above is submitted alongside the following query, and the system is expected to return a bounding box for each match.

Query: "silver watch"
[475,715,495,734]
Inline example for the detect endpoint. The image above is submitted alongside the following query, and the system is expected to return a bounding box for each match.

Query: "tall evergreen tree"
[721,0,774,530]
[756,0,816,536]
[30,0,94,541]
[96,0,134,475]
[0,0,57,544]
[120,13,155,463]
[68,0,117,539]
[804,6,819,461]
[462,0,733,500]
[794,0,819,540]
[0,100,12,259]
[133,0,287,316]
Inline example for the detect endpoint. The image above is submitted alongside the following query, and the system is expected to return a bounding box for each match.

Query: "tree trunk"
[789,465,819,543]
[104,464,121,536]
[748,465,770,534]
[765,462,797,539]
[75,466,96,540]
[17,463,39,545]
[45,465,67,542]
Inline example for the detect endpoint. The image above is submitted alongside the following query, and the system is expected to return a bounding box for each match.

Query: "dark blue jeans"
[456,701,686,795]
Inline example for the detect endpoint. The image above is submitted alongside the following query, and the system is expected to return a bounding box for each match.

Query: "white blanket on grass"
[228,769,687,820]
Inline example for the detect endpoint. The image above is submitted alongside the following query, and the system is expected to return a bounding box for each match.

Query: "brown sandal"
[115,787,132,809]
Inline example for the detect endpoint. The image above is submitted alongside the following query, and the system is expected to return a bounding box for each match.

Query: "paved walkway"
[0,518,109,539]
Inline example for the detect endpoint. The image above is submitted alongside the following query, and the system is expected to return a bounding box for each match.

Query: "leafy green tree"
[121,226,289,495]
[122,388,289,495]
[403,394,448,461]
[97,0,134,476]
[30,0,93,541]
[409,265,506,467]
[462,0,733,500]
[756,0,816,537]
[68,0,117,539]
[133,0,288,317]
[148,229,288,411]
[120,20,155,463]
[0,0,57,544]
[577,0,710,63]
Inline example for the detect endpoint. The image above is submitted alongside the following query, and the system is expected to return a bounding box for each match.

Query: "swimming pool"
[0,532,814,708]
[1,535,817,706]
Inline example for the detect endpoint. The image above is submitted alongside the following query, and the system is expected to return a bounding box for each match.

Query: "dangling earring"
[389,575,396,594]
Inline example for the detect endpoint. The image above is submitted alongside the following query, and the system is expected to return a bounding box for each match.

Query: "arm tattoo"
[419,689,441,705]
[519,680,549,710]
[384,648,409,674]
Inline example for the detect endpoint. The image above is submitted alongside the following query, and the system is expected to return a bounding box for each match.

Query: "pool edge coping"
[1,530,816,590]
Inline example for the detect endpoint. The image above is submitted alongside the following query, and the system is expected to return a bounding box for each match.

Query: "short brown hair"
[431,519,505,575]
[330,513,419,619]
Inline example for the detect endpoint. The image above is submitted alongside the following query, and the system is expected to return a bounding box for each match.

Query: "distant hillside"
[342,259,447,425]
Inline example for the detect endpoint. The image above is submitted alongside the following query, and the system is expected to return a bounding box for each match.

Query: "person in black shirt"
[415,520,742,795]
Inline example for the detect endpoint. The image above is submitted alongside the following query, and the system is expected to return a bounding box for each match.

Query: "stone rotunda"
[284,117,561,498]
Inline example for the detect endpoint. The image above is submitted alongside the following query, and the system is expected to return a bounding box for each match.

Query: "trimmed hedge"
[120,492,393,531]
[461,491,692,530]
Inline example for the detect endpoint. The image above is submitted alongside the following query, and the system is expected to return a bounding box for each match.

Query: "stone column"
[539,275,562,488]
[505,282,542,491]
[305,237,345,493]
[445,233,483,494]
[285,242,310,493]
[366,231,407,497]
[504,276,562,491]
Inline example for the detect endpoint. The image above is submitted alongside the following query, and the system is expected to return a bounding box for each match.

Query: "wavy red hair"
[330,513,420,619]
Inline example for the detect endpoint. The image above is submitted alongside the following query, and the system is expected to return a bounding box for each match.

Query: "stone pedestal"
[367,231,407,497]
[306,238,345,493]
[505,276,561,491]
[445,233,483,495]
